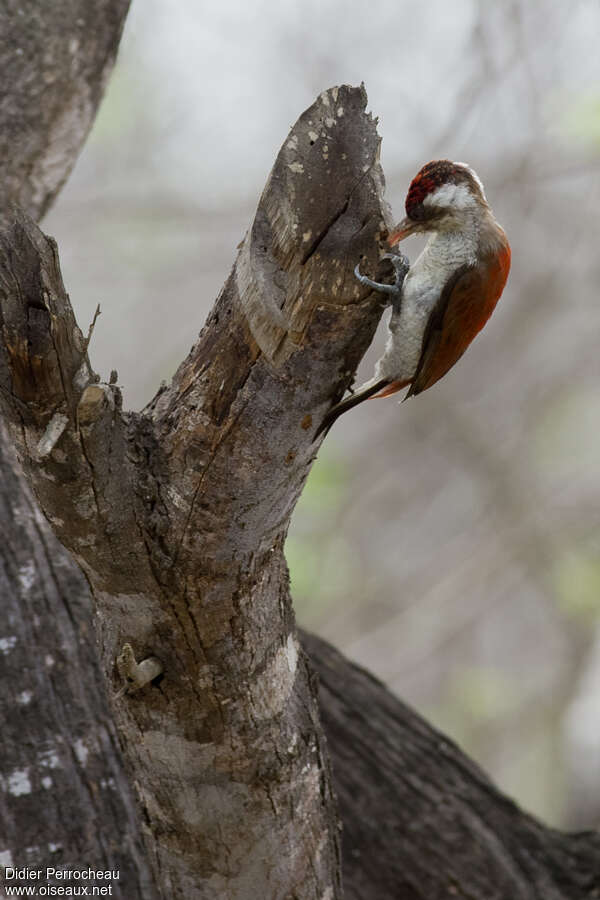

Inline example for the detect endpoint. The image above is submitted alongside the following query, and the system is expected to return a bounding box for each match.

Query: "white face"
[422,181,477,212]
[421,163,486,217]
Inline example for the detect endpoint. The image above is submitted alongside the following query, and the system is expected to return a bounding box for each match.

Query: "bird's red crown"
[405,160,483,220]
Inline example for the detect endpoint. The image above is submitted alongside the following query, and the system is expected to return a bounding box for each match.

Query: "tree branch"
[0,0,131,221]
[304,631,600,900]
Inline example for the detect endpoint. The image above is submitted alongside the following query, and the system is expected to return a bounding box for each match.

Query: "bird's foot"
[354,252,409,296]
[382,252,410,288]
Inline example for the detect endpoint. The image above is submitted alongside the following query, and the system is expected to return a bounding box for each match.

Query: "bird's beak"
[387,217,416,245]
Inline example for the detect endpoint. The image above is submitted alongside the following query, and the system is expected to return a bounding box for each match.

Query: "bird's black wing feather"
[314,378,391,440]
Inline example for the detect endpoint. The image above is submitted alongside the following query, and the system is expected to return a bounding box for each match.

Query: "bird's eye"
[408,203,429,221]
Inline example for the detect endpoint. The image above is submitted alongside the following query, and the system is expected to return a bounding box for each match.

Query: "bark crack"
[170,392,253,568]
[301,156,379,269]
[300,198,350,266]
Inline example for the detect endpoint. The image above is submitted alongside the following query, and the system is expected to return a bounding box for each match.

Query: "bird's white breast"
[375,229,478,383]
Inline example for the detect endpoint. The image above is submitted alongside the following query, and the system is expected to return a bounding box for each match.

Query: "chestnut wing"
[406,263,490,398]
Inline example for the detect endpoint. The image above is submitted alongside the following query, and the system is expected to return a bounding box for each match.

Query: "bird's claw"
[354,252,409,296]
[382,252,410,285]
[354,262,396,295]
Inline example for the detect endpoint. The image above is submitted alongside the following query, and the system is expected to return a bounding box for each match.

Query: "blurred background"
[44,0,600,830]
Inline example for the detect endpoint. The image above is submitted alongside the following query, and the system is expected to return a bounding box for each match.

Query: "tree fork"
[0,85,391,898]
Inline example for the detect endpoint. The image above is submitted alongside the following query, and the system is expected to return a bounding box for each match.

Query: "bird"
[316,159,511,437]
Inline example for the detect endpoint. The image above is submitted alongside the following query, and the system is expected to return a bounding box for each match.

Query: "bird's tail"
[314,378,391,440]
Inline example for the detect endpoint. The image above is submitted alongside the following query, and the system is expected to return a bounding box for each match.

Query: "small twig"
[116,643,163,696]
[83,304,101,354]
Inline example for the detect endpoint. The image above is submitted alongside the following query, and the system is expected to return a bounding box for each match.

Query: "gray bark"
[305,632,600,900]
[0,429,157,898]
[0,3,157,898]
[0,0,130,221]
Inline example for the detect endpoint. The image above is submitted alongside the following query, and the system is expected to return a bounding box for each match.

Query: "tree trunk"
[0,3,157,898]
[0,429,157,898]
[0,81,387,897]
[0,4,598,900]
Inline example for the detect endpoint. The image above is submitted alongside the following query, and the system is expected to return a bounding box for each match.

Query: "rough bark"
[0,84,389,898]
[0,430,157,898]
[304,632,600,900]
[0,3,157,898]
[0,0,131,221]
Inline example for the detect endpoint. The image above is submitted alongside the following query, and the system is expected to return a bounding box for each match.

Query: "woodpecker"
[316,159,511,437]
